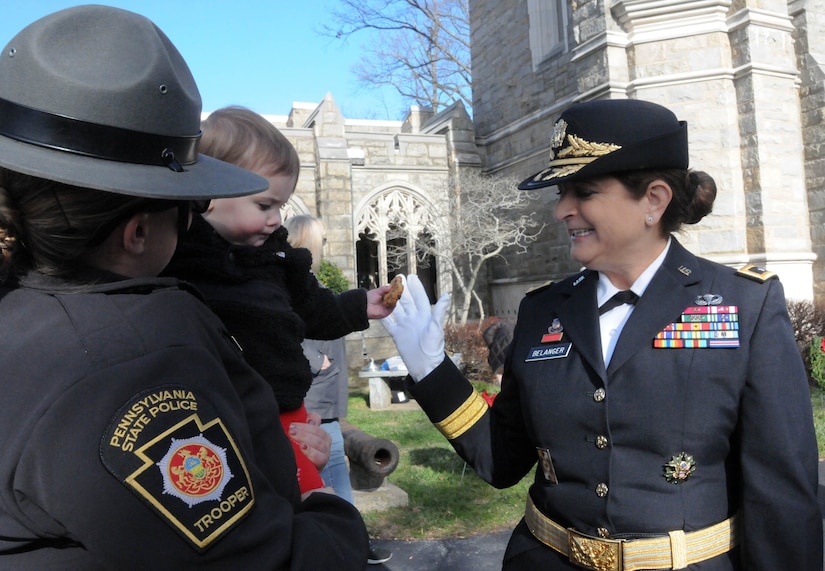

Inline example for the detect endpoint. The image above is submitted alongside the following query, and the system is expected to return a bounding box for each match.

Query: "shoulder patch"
[526,280,555,296]
[100,385,254,551]
[736,263,777,283]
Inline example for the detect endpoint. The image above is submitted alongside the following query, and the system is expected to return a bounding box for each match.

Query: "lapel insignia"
[677,265,692,276]
[572,274,585,287]
[664,452,696,484]
[654,303,740,348]
[541,318,564,343]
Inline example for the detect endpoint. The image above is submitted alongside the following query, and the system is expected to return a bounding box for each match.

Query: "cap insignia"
[536,134,623,183]
[549,119,568,160]
[663,452,696,484]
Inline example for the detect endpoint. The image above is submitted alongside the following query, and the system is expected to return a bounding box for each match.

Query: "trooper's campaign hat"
[518,99,688,190]
[0,5,267,199]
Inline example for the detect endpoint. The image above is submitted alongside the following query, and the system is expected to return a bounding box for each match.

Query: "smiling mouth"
[569,229,593,238]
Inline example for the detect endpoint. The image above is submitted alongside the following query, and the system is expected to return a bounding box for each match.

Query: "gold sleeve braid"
[434,391,488,439]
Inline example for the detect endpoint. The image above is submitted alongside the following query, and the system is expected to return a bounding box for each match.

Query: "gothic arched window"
[355,186,442,302]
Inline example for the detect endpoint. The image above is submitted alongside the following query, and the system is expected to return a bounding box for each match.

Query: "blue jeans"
[320,421,354,505]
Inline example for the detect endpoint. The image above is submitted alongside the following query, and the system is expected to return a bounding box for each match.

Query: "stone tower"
[469,0,824,313]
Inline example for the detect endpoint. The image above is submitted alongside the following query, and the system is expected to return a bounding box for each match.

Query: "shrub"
[810,337,825,389]
[786,299,825,386]
[444,317,500,384]
[317,259,349,294]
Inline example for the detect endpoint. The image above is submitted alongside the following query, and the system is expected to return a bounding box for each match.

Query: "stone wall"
[470,0,822,310]
[265,95,476,366]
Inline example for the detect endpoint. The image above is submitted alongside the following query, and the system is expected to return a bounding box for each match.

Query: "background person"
[0,6,368,569]
[381,99,822,570]
[285,215,354,501]
[285,214,393,566]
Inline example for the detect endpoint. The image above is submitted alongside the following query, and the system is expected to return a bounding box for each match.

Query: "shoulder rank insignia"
[664,452,696,484]
[100,385,255,551]
[526,280,555,296]
[736,263,777,283]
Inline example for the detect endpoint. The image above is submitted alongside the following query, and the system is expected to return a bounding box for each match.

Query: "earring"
[647,216,654,224]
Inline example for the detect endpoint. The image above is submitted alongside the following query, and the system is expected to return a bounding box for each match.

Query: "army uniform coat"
[0,272,368,570]
[410,239,821,570]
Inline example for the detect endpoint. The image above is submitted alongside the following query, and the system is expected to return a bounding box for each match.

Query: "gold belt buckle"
[567,528,623,571]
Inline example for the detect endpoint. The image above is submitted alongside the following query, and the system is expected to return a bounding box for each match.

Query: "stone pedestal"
[369,377,392,410]
[352,480,409,513]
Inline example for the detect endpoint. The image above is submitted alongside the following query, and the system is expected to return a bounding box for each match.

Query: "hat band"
[0,97,200,168]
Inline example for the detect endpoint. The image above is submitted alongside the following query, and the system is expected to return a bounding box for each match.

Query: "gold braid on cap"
[557,134,621,159]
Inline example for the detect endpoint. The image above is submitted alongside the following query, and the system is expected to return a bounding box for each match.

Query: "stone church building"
[259,0,824,364]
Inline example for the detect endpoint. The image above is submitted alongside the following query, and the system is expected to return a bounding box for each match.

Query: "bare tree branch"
[323,0,471,114]
[388,170,547,324]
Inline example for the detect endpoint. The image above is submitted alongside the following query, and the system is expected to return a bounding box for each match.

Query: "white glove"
[380,274,451,382]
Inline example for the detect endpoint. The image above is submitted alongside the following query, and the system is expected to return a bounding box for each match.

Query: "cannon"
[340,420,400,490]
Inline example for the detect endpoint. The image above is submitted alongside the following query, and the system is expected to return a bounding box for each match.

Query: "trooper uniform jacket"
[410,239,822,570]
[0,272,368,570]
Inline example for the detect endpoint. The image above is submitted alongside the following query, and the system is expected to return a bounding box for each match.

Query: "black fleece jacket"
[163,215,368,410]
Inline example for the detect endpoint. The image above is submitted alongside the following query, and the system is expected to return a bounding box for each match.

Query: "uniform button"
[595,435,608,449]
[597,527,611,538]
[595,483,608,497]
[593,388,606,402]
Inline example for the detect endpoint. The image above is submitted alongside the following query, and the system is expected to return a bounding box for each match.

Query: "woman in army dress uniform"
[381,99,822,570]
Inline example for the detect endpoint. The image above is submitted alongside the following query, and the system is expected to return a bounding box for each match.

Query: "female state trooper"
[382,99,822,570]
[0,6,368,569]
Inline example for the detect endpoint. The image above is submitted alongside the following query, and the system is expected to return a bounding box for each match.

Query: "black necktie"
[598,290,639,315]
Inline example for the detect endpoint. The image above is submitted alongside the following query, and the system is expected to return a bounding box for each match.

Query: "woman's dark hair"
[613,169,717,235]
[0,168,165,279]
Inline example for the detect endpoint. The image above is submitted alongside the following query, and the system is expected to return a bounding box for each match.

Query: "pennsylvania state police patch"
[100,385,254,551]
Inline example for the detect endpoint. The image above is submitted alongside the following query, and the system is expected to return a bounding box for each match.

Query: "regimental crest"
[541,318,564,343]
[663,452,696,484]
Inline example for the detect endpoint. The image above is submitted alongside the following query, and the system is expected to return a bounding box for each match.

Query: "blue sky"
[0,1,408,120]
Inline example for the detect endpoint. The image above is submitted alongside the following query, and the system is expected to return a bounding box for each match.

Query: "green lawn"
[346,381,825,540]
[345,380,530,540]
[812,386,825,458]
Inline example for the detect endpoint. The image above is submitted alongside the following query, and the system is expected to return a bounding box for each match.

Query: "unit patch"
[100,385,254,551]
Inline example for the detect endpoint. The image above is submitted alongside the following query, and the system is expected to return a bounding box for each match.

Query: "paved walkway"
[369,461,825,570]
[370,530,511,570]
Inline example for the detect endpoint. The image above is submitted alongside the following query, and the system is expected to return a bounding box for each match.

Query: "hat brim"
[0,134,267,199]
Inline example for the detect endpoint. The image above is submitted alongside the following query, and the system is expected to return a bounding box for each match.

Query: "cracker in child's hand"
[382,275,404,309]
